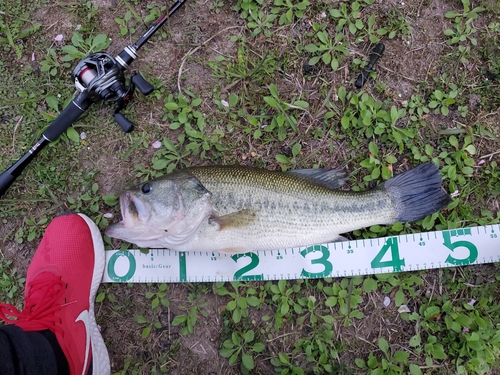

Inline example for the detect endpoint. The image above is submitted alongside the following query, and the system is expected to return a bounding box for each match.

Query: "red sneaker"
[0,213,110,375]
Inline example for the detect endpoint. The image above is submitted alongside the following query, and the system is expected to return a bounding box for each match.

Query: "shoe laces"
[0,272,67,334]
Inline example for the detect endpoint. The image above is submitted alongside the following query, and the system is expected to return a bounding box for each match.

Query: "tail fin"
[380,163,451,223]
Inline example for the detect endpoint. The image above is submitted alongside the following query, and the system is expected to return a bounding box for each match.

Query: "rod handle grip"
[43,94,91,141]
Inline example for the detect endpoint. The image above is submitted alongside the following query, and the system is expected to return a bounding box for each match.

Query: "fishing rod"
[0,0,186,198]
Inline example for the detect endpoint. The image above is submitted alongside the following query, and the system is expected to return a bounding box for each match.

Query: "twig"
[266,332,299,343]
[177,26,244,94]
[168,306,171,340]
[11,116,23,152]
[480,150,500,159]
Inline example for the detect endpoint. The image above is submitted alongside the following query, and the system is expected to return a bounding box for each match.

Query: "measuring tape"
[102,225,500,283]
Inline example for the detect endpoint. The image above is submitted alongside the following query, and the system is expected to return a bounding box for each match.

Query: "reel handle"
[114,113,135,133]
[131,74,154,95]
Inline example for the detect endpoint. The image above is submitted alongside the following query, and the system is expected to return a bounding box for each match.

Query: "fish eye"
[141,183,152,194]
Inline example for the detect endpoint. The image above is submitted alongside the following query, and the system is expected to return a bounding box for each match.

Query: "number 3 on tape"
[300,245,333,278]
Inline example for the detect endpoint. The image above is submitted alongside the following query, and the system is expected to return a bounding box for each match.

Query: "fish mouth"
[105,191,153,240]
[105,192,149,235]
[119,191,130,226]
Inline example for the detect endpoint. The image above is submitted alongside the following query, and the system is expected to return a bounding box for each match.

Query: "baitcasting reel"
[72,53,154,133]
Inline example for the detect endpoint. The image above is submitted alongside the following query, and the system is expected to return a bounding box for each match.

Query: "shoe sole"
[79,214,111,375]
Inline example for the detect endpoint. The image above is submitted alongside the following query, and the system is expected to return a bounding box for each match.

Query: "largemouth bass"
[105,163,451,253]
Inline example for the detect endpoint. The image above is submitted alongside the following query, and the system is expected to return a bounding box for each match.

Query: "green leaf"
[45,95,60,112]
[368,141,378,156]
[464,144,476,154]
[355,357,366,368]
[71,32,84,47]
[219,348,235,358]
[433,90,444,100]
[241,353,255,369]
[305,43,319,53]
[61,45,83,59]
[228,93,238,106]
[66,127,81,143]
[252,342,265,352]
[233,307,242,323]
[244,330,255,343]
[308,56,321,65]
[378,337,389,354]
[92,34,109,50]
[362,278,377,292]
[409,363,423,375]
[96,292,105,303]
[226,300,237,310]
[292,100,309,109]
[393,350,409,362]
[325,296,337,307]
[395,289,405,306]
[449,135,459,148]
[269,83,279,98]
[292,143,301,156]
[165,102,179,111]
[409,334,421,347]
[229,352,239,365]
[171,315,187,326]
[276,154,290,164]
[141,326,151,339]
[264,96,280,109]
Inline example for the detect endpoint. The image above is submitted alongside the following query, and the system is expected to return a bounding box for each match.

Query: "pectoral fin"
[210,209,257,230]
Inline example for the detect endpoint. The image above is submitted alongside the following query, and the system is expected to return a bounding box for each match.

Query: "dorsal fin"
[286,168,348,190]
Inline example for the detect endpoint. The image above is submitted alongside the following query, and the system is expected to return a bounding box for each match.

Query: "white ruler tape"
[102,225,500,283]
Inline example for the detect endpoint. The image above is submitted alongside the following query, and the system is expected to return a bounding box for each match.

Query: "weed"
[337,87,408,149]
[355,337,410,374]
[271,0,310,26]
[171,291,208,335]
[271,352,305,375]
[305,23,348,70]
[322,277,364,326]
[329,0,375,37]
[220,329,265,374]
[444,0,484,46]
[0,11,41,59]
[162,93,226,160]
[114,11,136,37]
[40,32,111,76]
[209,0,225,14]
[209,38,279,95]
[0,258,25,305]
[216,282,261,323]
[262,84,309,141]
[276,142,302,170]
[247,10,277,37]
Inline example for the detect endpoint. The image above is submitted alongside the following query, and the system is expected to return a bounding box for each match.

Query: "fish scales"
[105,163,451,253]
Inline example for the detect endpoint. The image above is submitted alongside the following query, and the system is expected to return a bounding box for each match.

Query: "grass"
[0,0,499,373]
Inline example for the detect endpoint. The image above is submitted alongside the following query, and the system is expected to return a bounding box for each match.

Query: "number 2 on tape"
[231,253,264,281]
